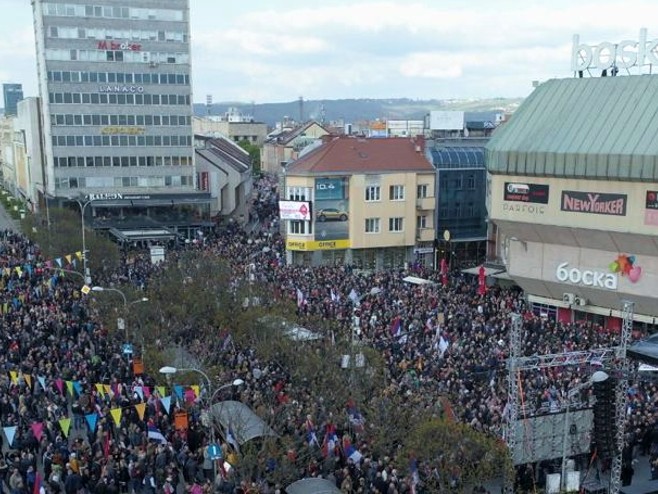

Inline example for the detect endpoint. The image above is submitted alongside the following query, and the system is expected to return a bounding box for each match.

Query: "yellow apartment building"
[279,136,435,268]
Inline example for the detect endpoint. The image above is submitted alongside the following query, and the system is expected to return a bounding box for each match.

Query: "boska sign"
[556,262,617,290]
[571,28,658,72]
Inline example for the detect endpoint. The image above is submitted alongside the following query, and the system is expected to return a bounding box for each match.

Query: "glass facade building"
[428,143,488,264]
[2,84,24,116]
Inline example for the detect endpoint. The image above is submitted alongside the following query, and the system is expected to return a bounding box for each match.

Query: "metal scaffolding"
[503,313,523,494]
[503,303,633,493]
[609,300,634,494]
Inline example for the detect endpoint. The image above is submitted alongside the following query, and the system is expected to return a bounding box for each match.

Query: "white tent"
[402,276,434,285]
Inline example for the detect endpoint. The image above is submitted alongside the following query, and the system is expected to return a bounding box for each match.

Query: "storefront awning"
[108,227,179,242]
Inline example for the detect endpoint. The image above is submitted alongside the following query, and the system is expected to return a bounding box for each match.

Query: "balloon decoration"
[609,254,642,283]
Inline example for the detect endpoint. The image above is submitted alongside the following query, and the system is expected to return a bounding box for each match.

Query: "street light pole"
[91,286,148,344]
[71,196,95,285]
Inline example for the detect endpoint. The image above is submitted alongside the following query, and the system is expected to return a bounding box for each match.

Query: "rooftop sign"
[572,28,658,72]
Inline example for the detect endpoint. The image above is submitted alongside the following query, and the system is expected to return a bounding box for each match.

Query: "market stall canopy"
[402,276,434,285]
[210,401,277,445]
[286,478,342,494]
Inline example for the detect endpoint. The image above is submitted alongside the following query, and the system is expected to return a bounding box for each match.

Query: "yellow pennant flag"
[95,383,105,397]
[65,254,72,265]
[14,267,22,277]
[156,386,166,397]
[9,371,17,384]
[24,374,32,389]
[103,384,111,396]
[191,385,200,399]
[75,251,82,260]
[66,380,74,396]
[110,407,122,426]
[134,403,146,421]
[59,417,71,438]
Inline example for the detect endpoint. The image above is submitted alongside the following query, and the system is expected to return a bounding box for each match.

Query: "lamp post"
[159,366,226,479]
[71,196,95,284]
[561,370,609,492]
[91,286,148,344]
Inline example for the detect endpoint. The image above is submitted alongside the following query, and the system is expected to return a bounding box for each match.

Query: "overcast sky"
[2,0,658,103]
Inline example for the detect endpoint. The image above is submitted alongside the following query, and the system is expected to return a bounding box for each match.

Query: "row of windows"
[48,26,187,43]
[52,135,192,148]
[440,175,477,190]
[43,3,184,22]
[288,184,433,202]
[45,49,189,64]
[48,92,191,106]
[54,155,193,168]
[365,218,404,233]
[439,203,477,218]
[48,71,189,85]
[55,175,193,190]
[51,114,190,127]
[288,216,410,235]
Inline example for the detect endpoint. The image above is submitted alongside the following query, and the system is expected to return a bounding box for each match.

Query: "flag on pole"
[226,425,240,453]
[147,424,168,444]
[390,316,402,337]
[296,288,306,308]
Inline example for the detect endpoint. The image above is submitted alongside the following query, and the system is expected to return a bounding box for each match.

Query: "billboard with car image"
[314,177,350,243]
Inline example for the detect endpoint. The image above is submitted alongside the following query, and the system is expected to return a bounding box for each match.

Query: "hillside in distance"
[193,97,523,127]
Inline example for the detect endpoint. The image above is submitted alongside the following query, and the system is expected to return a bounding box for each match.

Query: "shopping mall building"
[487,75,658,330]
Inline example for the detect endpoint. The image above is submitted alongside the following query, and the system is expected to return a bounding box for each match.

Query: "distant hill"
[193,97,523,127]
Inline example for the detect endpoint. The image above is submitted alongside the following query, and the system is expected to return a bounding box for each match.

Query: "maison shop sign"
[571,28,658,71]
[556,262,618,290]
[97,41,142,52]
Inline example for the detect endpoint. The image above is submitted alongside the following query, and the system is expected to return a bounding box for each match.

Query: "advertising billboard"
[560,191,627,216]
[504,182,549,204]
[645,190,658,226]
[279,201,311,221]
[429,110,464,131]
[314,177,349,244]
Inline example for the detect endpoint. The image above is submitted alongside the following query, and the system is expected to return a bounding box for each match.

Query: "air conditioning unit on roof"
[574,296,587,306]
[562,293,576,305]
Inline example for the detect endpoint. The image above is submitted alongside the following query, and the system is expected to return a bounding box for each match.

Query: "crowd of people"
[0,174,656,494]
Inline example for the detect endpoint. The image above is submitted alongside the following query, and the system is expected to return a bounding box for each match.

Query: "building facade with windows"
[3,84,24,117]
[487,75,658,329]
[280,136,435,268]
[426,139,488,265]
[32,0,210,238]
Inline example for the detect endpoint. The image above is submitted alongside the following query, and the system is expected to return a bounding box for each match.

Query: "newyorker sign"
[561,191,627,216]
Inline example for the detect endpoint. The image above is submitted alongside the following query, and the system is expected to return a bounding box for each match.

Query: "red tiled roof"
[286,136,433,175]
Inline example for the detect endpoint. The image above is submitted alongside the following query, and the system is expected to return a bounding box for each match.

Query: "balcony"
[416,197,435,210]
[416,228,435,242]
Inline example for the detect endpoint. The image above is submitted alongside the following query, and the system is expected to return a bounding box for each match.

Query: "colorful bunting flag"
[37,376,46,391]
[31,422,44,442]
[66,380,74,396]
[58,418,71,438]
[85,413,98,432]
[135,403,146,421]
[110,408,122,427]
[3,426,17,447]
[160,396,171,414]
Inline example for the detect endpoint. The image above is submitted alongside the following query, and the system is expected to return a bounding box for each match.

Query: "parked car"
[316,208,348,222]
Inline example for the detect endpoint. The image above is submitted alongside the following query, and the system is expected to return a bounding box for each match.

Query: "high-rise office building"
[32,0,211,239]
[3,83,24,116]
